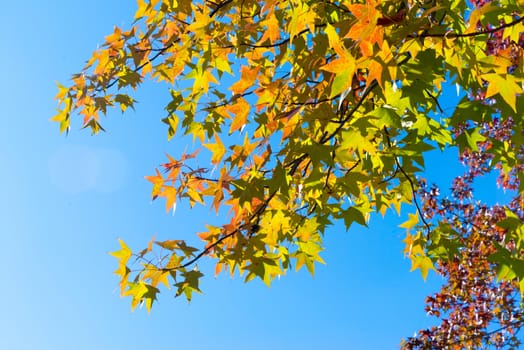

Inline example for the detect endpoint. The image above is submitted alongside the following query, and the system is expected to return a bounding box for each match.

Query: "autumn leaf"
[230,67,259,95]
[145,169,164,200]
[483,73,522,112]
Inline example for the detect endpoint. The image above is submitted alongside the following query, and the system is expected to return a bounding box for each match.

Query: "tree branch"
[159,189,277,272]
[98,0,236,92]
[413,16,524,39]
[320,80,378,144]
[383,127,432,236]
[209,0,233,17]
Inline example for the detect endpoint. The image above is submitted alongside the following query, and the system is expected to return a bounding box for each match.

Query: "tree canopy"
[53,0,523,347]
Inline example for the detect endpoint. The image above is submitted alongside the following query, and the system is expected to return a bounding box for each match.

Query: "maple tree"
[53,0,523,347]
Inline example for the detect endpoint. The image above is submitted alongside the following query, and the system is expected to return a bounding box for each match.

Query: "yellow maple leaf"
[193,69,218,94]
[483,73,522,113]
[204,134,226,164]
[104,26,124,50]
[400,213,420,230]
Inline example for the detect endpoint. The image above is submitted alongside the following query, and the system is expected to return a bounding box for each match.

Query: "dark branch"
[160,189,277,272]
[320,80,378,144]
[209,0,233,17]
[424,88,444,114]
[98,0,235,92]
[379,166,400,184]
[413,16,524,39]
[383,127,432,235]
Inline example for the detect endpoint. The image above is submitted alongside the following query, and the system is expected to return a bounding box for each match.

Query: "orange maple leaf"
[145,169,164,200]
[230,66,259,95]
[345,0,384,53]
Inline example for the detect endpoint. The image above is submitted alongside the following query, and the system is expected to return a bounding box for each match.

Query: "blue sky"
[0,1,480,349]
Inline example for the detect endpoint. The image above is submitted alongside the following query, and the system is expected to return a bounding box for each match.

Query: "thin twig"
[320,80,379,144]
[424,88,444,114]
[413,16,524,39]
[438,318,524,348]
[379,166,400,184]
[384,127,432,235]
[159,134,311,272]
[209,0,233,17]
[161,189,277,271]
[99,0,235,92]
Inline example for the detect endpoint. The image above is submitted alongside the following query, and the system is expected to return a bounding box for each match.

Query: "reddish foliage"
[403,3,524,348]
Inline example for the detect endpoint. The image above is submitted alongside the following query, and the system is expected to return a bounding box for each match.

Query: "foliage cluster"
[54,0,523,347]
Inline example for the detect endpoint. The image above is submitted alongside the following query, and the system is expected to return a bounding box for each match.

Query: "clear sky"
[0,1,487,349]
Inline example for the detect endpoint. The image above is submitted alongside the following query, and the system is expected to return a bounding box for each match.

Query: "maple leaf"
[145,169,164,200]
[409,254,435,281]
[230,67,259,95]
[345,0,384,50]
[258,13,280,44]
[204,134,226,164]
[483,73,522,112]
[227,97,250,133]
